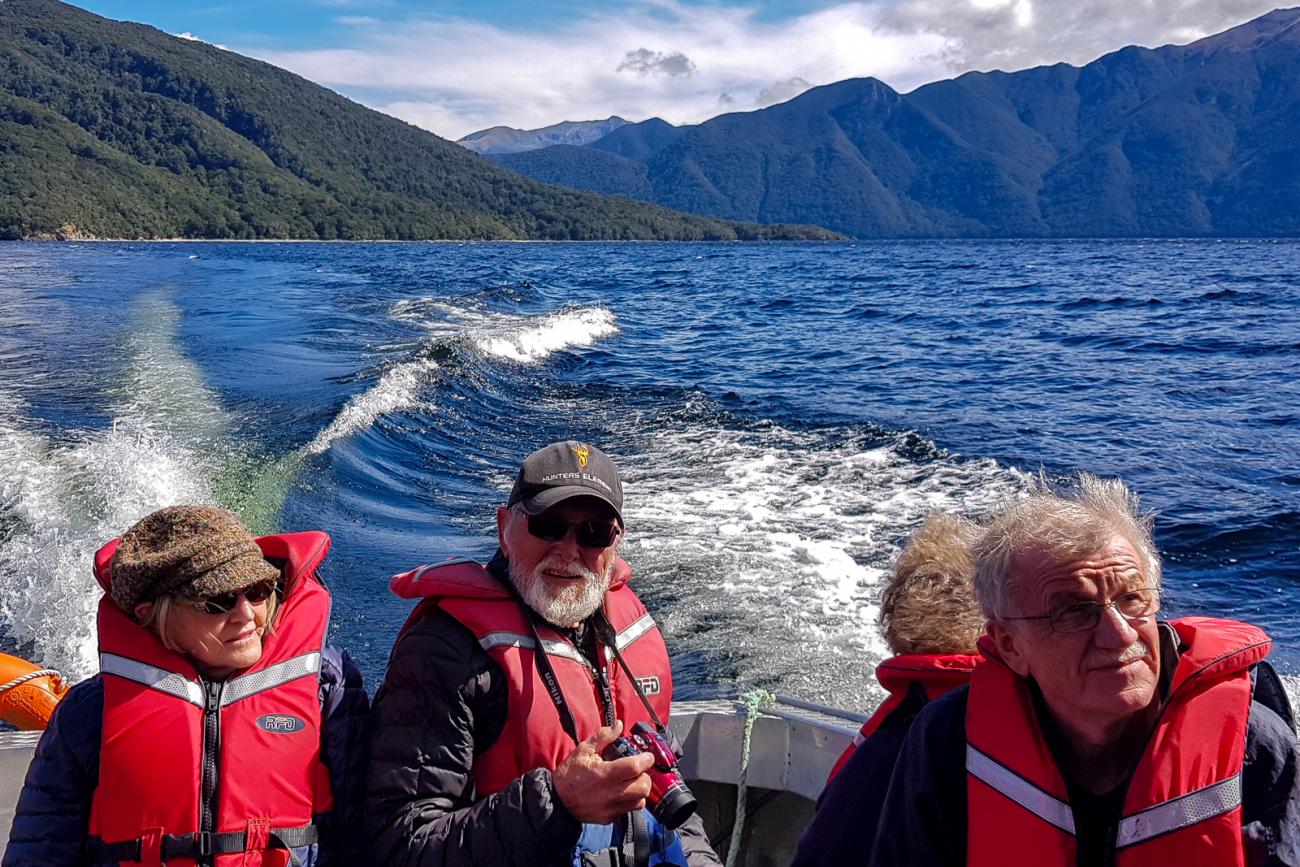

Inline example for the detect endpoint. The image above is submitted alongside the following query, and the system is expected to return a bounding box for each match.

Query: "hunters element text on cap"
[508,441,623,522]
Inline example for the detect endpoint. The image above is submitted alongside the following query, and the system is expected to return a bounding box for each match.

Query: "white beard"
[513,556,612,627]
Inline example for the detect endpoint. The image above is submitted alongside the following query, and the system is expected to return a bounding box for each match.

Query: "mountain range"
[488,9,1300,238]
[457,117,629,155]
[0,1,835,241]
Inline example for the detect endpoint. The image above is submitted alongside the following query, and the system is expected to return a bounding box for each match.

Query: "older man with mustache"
[866,474,1300,867]
[365,441,720,867]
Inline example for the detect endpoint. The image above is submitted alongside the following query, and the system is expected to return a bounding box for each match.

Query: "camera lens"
[653,781,697,829]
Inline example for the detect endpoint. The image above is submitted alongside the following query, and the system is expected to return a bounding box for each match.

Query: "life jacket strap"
[88,823,319,862]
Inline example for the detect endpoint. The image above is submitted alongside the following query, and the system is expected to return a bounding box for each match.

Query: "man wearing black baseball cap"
[366,442,720,867]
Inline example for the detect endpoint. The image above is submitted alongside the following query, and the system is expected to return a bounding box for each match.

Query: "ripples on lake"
[0,239,1296,710]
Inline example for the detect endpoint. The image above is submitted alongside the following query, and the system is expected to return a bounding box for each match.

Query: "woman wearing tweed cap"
[4,505,369,867]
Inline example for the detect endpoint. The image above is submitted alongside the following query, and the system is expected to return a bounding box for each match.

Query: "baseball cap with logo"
[507,440,623,523]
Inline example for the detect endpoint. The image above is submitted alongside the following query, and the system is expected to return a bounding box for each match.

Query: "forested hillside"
[0,0,838,240]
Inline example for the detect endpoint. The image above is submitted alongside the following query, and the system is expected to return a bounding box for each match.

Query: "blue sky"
[74,0,1281,140]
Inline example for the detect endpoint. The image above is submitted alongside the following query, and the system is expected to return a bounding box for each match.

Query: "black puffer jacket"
[363,555,721,867]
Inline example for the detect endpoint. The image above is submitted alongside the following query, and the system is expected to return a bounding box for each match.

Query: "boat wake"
[0,295,624,681]
[0,293,230,679]
[305,359,441,456]
[614,410,1028,707]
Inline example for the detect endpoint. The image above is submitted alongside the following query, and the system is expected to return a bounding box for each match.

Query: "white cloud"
[336,16,379,26]
[247,0,1281,140]
[174,31,229,50]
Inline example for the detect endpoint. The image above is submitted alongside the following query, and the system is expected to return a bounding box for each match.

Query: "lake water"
[1,239,1297,711]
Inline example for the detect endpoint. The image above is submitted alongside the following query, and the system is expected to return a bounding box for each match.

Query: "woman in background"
[792,512,985,867]
[3,505,368,867]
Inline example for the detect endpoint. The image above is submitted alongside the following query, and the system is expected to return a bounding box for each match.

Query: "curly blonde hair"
[880,513,985,655]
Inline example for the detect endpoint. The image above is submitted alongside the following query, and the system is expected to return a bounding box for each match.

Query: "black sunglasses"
[182,579,277,615]
[526,514,622,549]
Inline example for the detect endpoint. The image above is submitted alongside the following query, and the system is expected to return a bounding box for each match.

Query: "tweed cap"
[109,505,279,611]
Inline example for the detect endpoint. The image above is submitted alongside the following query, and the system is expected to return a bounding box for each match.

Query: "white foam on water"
[471,307,618,363]
[302,302,617,461]
[304,358,440,456]
[111,299,230,449]
[620,420,1028,707]
[0,294,232,681]
[0,406,217,681]
[390,297,619,365]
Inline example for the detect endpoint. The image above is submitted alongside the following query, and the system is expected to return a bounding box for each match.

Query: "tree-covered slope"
[495,8,1300,238]
[491,146,652,200]
[0,0,838,240]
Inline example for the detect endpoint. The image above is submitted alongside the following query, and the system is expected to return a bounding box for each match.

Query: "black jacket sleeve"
[2,677,103,867]
[791,722,910,867]
[864,687,969,867]
[316,642,370,866]
[676,812,723,867]
[1242,699,1300,867]
[363,608,582,867]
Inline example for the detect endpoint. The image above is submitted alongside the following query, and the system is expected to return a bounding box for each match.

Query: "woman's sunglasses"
[181,579,277,615]
[526,514,621,549]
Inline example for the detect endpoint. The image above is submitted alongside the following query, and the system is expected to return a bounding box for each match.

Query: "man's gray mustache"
[533,558,599,582]
[1087,640,1152,667]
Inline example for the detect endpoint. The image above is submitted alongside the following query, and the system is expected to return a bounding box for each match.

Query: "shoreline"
[9,236,1300,244]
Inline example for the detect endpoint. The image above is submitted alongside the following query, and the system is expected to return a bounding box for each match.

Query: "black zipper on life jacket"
[594,645,616,727]
[199,680,223,866]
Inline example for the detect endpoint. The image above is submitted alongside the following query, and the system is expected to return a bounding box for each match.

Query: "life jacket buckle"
[196,831,214,857]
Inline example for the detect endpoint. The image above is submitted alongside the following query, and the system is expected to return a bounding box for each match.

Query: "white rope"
[0,668,60,698]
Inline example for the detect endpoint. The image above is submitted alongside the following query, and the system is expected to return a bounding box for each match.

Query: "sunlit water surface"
[1,240,1297,712]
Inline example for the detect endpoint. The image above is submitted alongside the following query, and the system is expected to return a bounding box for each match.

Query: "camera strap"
[498,570,584,746]
[520,609,582,745]
[592,611,668,736]
[496,560,663,747]
[625,808,651,867]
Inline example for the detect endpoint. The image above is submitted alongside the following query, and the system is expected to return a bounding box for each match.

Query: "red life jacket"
[826,652,980,781]
[87,531,335,867]
[390,557,673,795]
[966,617,1270,867]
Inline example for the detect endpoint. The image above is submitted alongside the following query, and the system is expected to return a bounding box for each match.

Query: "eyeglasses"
[526,513,622,549]
[180,579,277,615]
[1003,587,1160,634]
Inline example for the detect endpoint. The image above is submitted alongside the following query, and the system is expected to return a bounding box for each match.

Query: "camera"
[603,721,698,829]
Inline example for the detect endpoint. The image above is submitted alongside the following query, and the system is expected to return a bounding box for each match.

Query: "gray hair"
[880,513,985,655]
[973,473,1161,620]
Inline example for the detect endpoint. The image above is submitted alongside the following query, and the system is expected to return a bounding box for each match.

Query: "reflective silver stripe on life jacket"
[966,744,1076,835]
[478,631,594,670]
[100,652,205,708]
[1115,773,1242,849]
[221,651,322,707]
[615,613,656,651]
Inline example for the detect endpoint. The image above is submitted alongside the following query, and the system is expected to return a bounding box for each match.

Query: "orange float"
[0,652,67,730]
